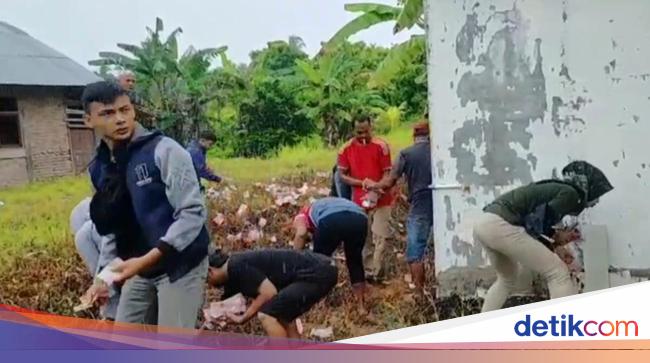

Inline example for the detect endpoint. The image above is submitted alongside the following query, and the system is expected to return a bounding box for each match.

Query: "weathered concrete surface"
[427,0,650,296]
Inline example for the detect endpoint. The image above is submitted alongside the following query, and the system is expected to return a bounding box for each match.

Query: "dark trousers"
[313,211,368,284]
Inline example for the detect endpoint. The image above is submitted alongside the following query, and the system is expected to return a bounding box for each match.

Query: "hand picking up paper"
[74,280,109,312]
[74,258,123,313]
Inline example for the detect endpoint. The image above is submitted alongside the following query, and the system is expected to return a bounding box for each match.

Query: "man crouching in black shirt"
[207,249,338,339]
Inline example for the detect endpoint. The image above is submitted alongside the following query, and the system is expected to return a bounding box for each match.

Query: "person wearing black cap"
[474,160,614,312]
[207,249,338,339]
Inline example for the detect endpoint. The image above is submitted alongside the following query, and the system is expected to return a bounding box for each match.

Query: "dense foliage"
[90,9,427,157]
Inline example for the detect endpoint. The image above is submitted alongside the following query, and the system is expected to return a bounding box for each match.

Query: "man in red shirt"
[338,116,395,282]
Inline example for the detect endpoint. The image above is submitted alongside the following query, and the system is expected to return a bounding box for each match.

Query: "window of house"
[0,97,21,147]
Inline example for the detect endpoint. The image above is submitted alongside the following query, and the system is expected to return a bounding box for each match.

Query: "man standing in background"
[338,116,395,283]
[117,71,143,106]
[186,131,222,191]
[374,121,433,296]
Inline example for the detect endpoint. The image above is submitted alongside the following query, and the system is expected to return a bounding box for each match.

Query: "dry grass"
[0,125,548,340]
[0,172,441,340]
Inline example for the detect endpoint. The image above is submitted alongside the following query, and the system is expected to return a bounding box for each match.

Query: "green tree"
[233,77,314,157]
[89,17,227,143]
[205,53,250,156]
[296,42,388,146]
[209,38,315,157]
[323,0,426,89]
[249,35,309,77]
[379,43,427,119]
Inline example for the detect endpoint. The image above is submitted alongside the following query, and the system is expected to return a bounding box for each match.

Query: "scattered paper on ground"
[236,204,249,219]
[212,213,226,227]
[244,228,261,244]
[310,327,334,339]
[202,293,247,329]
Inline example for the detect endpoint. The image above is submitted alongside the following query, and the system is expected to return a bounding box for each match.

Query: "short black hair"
[354,114,373,125]
[81,81,128,114]
[199,131,217,142]
[208,250,229,268]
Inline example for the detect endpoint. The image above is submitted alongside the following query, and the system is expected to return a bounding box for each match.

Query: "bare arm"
[375,170,398,190]
[113,248,163,284]
[292,216,309,250]
[339,168,366,188]
[229,279,278,324]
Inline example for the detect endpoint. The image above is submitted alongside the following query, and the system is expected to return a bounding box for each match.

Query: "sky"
[2,0,415,69]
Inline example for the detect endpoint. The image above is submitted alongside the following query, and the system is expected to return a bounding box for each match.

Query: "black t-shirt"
[393,141,433,220]
[223,249,331,299]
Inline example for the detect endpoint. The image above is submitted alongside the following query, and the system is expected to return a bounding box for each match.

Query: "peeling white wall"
[426,0,650,294]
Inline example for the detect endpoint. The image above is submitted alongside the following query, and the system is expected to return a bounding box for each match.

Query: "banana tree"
[88,17,227,142]
[296,48,388,146]
[323,0,426,89]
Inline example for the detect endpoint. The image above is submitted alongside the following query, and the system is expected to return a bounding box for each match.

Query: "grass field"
[0,126,413,265]
[0,125,443,340]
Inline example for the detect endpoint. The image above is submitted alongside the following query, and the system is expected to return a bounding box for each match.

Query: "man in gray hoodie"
[81,81,209,329]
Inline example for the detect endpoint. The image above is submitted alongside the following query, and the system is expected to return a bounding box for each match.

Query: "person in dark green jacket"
[474,161,613,312]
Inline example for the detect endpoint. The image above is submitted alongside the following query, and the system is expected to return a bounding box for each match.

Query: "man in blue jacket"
[186,132,222,189]
[81,81,209,329]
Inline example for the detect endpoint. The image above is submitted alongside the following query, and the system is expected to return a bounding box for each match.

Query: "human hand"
[112,257,146,284]
[553,228,581,246]
[226,312,246,324]
[80,280,110,308]
[362,179,378,190]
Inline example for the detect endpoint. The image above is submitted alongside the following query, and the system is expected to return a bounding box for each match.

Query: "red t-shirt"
[337,137,395,208]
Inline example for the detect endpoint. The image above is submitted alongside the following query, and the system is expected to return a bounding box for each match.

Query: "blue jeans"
[406,215,432,263]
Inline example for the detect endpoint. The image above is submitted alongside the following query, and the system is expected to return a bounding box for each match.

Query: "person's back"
[484,181,584,228]
[397,141,432,219]
[309,197,365,227]
[227,249,324,290]
[210,249,337,338]
[223,249,336,302]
